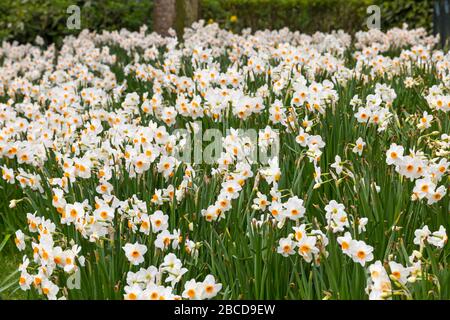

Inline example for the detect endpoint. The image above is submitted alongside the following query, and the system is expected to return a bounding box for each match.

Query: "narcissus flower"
[350,240,374,266]
[123,242,148,265]
[337,232,353,255]
[428,226,447,248]
[352,137,366,156]
[284,196,305,221]
[297,236,319,263]
[386,143,404,165]
[388,261,410,285]
[201,275,222,299]
[330,155,343,175]
[277,235,296,257]
[182,279,202,300]
[15,230,26,251]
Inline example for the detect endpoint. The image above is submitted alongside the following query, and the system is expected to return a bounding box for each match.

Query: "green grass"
[0,244,27,300]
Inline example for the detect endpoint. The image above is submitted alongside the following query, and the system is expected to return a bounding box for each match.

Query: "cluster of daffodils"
[276,199,373,267]
[201,130,255,221]
[14,214,85,300]
[336,232,373,267]
[1,21,448,300]
[119,196,182,251]
[354,25,437,52]
[424,85,450,113]
[366,225,447,300]
[277,224,329,265]
[124,253,221,300]
[352,83,396,131]
[386,143,448,204]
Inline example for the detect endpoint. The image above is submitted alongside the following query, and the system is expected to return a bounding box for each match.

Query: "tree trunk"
[153,0,176,36]
[184,0,199,28]
[153,0,199,37]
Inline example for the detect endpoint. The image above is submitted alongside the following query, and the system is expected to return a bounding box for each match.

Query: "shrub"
[0,0,435,44]
[0,0,153,45]
[379,0,433,31]
[200,0,434,33]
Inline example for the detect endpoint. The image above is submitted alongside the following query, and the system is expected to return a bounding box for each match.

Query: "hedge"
[0,0,153,45]
[0,0,434,44]
[200,0,434,33]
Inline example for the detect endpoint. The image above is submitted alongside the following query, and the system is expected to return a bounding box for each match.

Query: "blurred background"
[0,0,447,45]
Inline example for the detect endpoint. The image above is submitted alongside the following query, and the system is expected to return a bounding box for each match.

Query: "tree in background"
[153,0,199,37]
[153,0,176,36]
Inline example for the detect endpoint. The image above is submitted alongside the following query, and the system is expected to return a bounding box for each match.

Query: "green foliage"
[378,0,433,31]
[0,0,435,45]
[0,0,153,45]
[200,0,434,33]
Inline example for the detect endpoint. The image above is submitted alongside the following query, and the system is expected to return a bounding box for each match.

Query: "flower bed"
[0,21,448,300]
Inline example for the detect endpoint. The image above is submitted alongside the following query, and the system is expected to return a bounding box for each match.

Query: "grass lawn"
[0,241,27,300]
